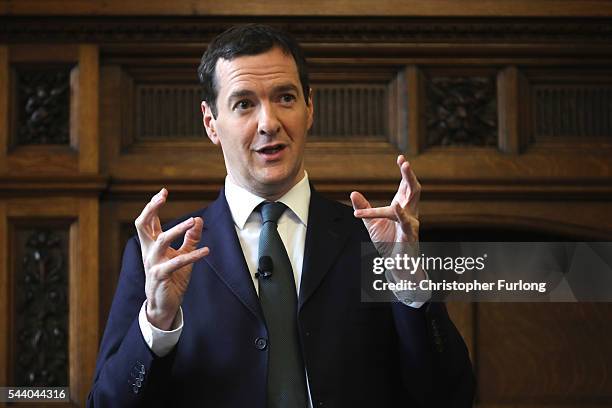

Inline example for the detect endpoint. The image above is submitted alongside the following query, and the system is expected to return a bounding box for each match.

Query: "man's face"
[202,47,313,199]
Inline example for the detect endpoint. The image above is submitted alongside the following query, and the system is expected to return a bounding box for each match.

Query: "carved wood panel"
[12,226,69,387]
[425,75,497,147]
[12,66,71,145]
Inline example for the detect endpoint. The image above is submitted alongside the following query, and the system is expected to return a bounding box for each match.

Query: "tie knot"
[260,201,287,224]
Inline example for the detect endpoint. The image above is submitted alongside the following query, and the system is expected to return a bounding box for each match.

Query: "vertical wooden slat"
[497,66,528,153]
[600,87,606,136]
[194,88,201,136]
[164,88,170,137]
[142,87,149,137]
[604,87,612,137]
[343,87,349,137]
[78,45,99,173]
[330,88,337,136]
[178,88,184,137]
[0,201,8,387]
[556,86,563,137]
[0,45,8,173]
[69,198,99,406]
[136,84,143,138]
[387,75,397,146]
[406,65,424,155]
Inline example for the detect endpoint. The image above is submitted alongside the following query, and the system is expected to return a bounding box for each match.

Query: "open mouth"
[256,144,286,155]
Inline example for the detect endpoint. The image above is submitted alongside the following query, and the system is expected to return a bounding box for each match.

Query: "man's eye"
[234,100,253,110]
[280,94,297,104]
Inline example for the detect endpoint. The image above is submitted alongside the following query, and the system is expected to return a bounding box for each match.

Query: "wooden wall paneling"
[423,66,498,148]
[497,66,529,154]
[10,222,70,394]
[0,45,7,174]
[389,70,410,152]
[405,65,425,155]
[70,198,99,406]
[525,69,612,144]
[0,200,7,389]
[381,66,406,153]
[95,39,612,187]
[76,45,99,174]
[446,302,476,365]
[120,67,135,152]
[477,303,612,405]
[4,197,99,407]
[101,59,227,182]
[386,69,398,151]
[3,0,612,17]
[420,200,612,239]
[8,45,79,63]
[99,65,122,174]
[6,45,79,175]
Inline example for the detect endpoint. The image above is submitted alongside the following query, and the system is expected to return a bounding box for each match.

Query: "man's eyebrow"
[272,84,300,94]
[226,84,300,106]
[227,89,256,101]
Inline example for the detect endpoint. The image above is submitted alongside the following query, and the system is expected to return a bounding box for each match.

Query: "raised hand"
[350,155,421,245]
[134,188,210,330]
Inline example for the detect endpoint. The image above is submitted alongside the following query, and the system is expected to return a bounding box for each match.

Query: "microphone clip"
[256,255,273,279]
[255,270,272,279]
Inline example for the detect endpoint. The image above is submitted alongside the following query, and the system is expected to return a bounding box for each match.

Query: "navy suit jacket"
[88,187,475,407]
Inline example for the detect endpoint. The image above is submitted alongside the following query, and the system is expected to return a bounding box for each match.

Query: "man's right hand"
[135,188,210,330]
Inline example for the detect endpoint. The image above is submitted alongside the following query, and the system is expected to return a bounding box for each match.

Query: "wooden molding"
[76,45,99,173]
[0,201,7,387]
[0,45,7,174]
[3,0,612,17]
[2,17,612,46]
[0,175,108,196]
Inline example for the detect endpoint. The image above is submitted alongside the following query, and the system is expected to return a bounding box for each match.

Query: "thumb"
[181,217,204,252]
[350,191,371,211]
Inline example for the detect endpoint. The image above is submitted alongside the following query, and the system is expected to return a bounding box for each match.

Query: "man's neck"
[229,171,306,202]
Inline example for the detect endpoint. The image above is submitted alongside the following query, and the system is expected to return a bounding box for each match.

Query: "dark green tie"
[258,202,308,408]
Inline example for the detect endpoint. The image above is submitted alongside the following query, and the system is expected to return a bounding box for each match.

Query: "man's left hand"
[351,154,421,244]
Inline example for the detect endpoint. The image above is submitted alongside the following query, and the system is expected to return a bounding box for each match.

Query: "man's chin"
[254,169,301,194]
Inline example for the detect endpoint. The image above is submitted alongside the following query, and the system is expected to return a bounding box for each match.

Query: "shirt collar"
[224,172,311,230]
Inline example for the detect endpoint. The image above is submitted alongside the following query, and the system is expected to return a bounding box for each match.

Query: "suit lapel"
[299,188,350,310]
[198,189,264,323]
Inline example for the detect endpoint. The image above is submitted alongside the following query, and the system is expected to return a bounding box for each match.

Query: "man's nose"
[257,102,281,136]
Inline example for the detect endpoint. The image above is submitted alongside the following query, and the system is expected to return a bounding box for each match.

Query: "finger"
[179,217,204,252]
[151,211,163,239]
[353,205,395,219]
[394,155,411,199]
[350,191,372,211]
[135,188,167,244]
[156,246,210,278]
[393,202,420,240]
[393,201,411,229]
[152,217,195,256]
[403,163,422,213]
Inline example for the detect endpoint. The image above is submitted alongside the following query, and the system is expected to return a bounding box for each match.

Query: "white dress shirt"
[138,171,426,357]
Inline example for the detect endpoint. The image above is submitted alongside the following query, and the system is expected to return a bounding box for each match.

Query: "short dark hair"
[197,24,310,118]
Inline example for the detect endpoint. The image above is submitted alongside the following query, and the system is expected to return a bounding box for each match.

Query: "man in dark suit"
[88,24,475,407]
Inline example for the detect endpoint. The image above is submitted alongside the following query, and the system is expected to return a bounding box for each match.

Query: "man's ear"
[202,101,220,145]
[306,88,314,131]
